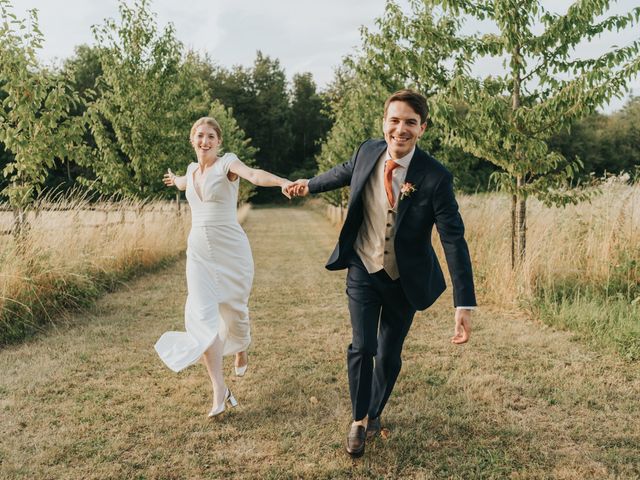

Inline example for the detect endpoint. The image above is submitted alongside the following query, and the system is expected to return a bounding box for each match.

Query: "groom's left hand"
[451,309,471,344]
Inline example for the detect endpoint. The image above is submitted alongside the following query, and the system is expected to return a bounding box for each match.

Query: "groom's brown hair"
[383,89,428,124]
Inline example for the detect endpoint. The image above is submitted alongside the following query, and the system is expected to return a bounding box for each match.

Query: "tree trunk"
[510,194,516,269]
[12,207,26,239]
[510,43,525,267]
[515,176,527,265]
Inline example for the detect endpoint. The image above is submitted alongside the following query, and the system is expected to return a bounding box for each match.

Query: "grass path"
[1,206,638,479]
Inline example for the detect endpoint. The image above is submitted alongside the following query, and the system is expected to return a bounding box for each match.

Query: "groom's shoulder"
[419,148,451,178]
[357,138,386,156]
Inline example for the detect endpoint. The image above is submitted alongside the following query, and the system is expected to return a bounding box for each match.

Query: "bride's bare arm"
[163,169,187,191]
[228,159,292,198]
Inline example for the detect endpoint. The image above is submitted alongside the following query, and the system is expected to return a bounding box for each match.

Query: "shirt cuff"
[456,306,476,310]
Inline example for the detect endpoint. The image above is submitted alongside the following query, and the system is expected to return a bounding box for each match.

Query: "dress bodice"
[185,153,240,226]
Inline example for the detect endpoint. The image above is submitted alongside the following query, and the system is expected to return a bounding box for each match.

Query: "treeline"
[0,0,331,205]
[1,0,639,215]
[0,47,333,203]
[550,98,640,180]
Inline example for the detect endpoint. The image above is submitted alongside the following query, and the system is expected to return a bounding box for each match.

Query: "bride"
[155,116,292,417]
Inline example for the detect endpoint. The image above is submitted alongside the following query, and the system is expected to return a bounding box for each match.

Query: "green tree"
[315,1,472,205]
[43,44,105,190]
[316,65,394,207]
[289,72,332,179]
[0,141,12,198]
[204,52,294,202]
[607,95,640,179]
[63,44,104,99]
[0,0,84,231]
[548,112,608,181]
[208,100,259,204]
[0,87,11,195]
[368,0,640,266]
[207,64,255,131]
[84,0,209,198]
[548,95,639,182]
[248,52,292,177]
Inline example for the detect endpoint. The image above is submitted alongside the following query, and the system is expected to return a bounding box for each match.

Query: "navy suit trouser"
[346,255,416,421]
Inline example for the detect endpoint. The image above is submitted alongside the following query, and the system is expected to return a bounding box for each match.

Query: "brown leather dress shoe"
[345,424,366,457]
[366,416,381,439]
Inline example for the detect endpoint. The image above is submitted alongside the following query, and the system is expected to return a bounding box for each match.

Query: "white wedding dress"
[155,153,254,372]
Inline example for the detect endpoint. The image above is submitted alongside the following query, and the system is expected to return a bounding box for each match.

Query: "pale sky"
[9,0,640,112]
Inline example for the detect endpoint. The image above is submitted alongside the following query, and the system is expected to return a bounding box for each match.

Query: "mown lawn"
[1,206,638,479]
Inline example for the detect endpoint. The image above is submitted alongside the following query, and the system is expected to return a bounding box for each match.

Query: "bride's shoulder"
[221,152,239,161]
[219,152,239,169]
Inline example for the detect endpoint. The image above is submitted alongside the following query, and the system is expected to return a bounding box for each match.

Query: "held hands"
[163,168,177,187]
[279,179,308,199]
[286,179,310,198]
[451,309,471,345]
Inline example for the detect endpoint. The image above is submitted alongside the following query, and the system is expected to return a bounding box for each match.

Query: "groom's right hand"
[289,179,309,197]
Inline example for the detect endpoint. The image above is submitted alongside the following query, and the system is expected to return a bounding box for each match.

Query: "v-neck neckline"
[192,160,216,203]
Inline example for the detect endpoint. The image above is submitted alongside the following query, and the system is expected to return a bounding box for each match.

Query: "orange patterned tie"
[384,159,400,207]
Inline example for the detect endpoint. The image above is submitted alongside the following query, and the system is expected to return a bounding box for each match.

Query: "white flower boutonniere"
[400,182,417,200]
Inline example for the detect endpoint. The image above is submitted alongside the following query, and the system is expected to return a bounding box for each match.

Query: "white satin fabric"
[155,153,254,372]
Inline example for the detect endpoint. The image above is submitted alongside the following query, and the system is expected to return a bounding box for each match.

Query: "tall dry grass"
[325,178,639,358]
[459,178,640,359]
[0,193,193,344]
[460,178,639,306]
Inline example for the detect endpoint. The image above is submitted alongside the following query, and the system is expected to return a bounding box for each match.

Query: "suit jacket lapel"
[350,142,387,203]
[396,148,428,228]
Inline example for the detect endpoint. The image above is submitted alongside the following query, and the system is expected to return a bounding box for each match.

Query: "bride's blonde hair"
[190,117,222,141]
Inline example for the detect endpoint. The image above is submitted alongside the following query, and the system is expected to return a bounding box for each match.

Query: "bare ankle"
[235,351,248,367]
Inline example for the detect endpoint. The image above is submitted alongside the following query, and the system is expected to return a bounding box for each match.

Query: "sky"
[8,0,640,113]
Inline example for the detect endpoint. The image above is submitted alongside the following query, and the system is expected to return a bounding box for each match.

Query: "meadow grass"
[455,179,639,360]
[0,194,188,344]
[322,180,639,359]
[0,206,637,479]
[458,179,639,302]
[0,190,250,345]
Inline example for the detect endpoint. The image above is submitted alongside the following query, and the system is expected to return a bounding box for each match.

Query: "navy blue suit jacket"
[308,139,476,311]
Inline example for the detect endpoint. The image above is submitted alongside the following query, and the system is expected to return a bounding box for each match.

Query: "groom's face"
[383,101,427,159]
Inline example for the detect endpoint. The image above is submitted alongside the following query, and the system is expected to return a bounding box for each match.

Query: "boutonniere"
[400,182,416,200]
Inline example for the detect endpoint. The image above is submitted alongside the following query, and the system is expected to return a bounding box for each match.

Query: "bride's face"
[191,125,221,162]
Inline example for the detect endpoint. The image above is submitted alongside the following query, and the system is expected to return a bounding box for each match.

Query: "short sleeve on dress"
[221,153,240,175]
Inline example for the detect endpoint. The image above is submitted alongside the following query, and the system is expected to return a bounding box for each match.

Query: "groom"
[290,89,476,457]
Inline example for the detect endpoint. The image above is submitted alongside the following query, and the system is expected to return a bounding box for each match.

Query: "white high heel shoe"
[208,388,238,418]
[235,352,248,377]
